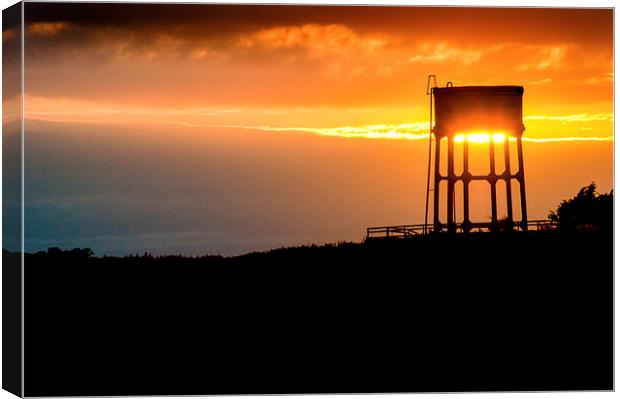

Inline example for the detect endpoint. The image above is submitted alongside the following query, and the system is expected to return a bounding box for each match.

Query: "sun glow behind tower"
[454,132,508,143]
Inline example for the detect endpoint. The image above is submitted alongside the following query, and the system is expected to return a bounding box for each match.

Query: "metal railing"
[366,224,428,239]
[518,219,558,231]
[366,219,557,239]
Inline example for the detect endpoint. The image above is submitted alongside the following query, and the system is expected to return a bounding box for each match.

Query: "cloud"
[23,95,395,127]
[516,45,567,71]
[26,19,390,74]
[408,43,501,65]
[24,92,613,136]
[24,98,614,145]
[212,123,612,143]
[2,28,16,42]
[582,73,614,85]
[524,113,613,122]
[237,23,387,58]
[528,78,552,85]
[233,23,400,80]
[28,21,70,36]
[522,136,612,143]
[217,122,430,141]
[20,5,613,111]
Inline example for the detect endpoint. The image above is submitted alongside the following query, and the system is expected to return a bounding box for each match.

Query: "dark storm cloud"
[17,4,613,108]
[23,3,407,36]
[18,3,613,79]
[21,4,613,46]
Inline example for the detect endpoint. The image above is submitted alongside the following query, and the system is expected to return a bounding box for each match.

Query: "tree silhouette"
[45,247,94,259]
[548,182,613,232]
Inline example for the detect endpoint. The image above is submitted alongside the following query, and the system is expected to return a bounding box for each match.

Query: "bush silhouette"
[45,246,94,259]
[548,182,613,232]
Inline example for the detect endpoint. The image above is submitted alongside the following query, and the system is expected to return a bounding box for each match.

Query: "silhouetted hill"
[16,229,612,395]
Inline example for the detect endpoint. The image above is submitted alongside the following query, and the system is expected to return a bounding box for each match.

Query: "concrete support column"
[504,138,514,224]
[517,136,528,230]
[463,139,470,232]
[433,135,442,233]
[447,136,455,233]
[489,139,498,228]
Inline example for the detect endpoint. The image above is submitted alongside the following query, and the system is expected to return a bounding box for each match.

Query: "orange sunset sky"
[3,4,614,255]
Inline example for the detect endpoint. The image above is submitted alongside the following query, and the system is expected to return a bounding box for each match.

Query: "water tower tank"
[433,86,525,137]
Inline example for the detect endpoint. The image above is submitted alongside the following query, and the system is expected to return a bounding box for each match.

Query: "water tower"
[429,85,528,233]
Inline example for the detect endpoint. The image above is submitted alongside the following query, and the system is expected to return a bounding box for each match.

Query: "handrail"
[366,219,557,239]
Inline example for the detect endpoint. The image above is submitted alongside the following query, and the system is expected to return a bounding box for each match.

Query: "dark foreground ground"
[15,231,613,395]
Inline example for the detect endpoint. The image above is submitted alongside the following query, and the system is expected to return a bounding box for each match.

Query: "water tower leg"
[447,136,455,233]
[463,140,470,233]
[489,139,498,229]
[517,136,528,231]
[433,136,441,233]
[504,139,514,227]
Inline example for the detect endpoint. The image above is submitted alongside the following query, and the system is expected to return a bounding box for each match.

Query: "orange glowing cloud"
[408,43,502,65]
[238,23,387,54]
[12,5,610,132]
[28,21,70,36]
[516,45,568,71]
[2,28,17,42]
